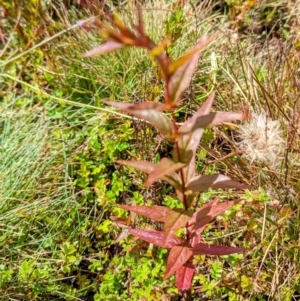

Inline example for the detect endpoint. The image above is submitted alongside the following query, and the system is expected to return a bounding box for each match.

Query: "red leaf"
[164,209,193,246]
[120,205,170,222]
[0,27,5,44]
[168,36,216,76]
[110,216,131,228]
[135,5,145,39]
[129,229,182,249]
[113,14,137,42]
[145,158,186,187]
[117,160,155,174]
[166,36,215,107]
[186,174,251,192]
[117,160,183,191]
[82,41,123,57]
[128,241,149,253]
[78,0,112,16]
[190,232,201,247]
[174,132,199,164]
[179,112,246,134]
[77,19,93,30]
[103,101,174,139]
[114,229,129,244]
[177,92,214,135]
[193,243,245,256]
[173,93,216,181]
[188,198,240,232]
[176,263,195,291]
[162,173,183,191]
[149,38,170,58]
[164,243,193,280]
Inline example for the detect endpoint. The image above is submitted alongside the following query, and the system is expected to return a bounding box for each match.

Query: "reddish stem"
[171,113,188,211]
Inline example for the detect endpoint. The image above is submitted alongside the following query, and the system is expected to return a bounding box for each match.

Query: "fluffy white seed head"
[237,111,284,164]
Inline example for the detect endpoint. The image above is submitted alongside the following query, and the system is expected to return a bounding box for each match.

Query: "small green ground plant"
[80,7,251,298]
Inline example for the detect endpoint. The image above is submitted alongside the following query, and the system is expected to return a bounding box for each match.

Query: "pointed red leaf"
[164,243,193,280]
[113,14,140,44]
[103,101,174,139]
[193,243,245,256]
[173,93,215,181]
[117,160,183,191]
[166,36,215,106]
[117,160,155,174]
[162,172,183,191]
[164,209,193,245]
[120,205,170,222]
[114,229,129,244]
[190,230,203,247]
[145,158,186,187]
[179,112,246,134]
[168,36,216,76]
[110,216,130,228]
[186,174,251,192]
[129,229,182,249]
[82,41,123,57]
[149,38,170,58]
[176,263,196,291]
[104,100,165,112]
[177,92,214,135]
[173,132,200,164]
[135,5,145,38]
[188,198,241,232]
[128,241,149,253]
[0,28,4,44]
[77,19,93,31]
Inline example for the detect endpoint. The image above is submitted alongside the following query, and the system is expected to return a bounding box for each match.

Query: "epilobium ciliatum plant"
[80,8,251,294]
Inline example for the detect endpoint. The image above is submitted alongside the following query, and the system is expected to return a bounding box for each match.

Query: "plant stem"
[171,113,188,210]
[181,289,192,301]
[177,144,188,210]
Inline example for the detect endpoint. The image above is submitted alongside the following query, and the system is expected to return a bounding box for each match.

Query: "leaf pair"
[121,197,245,289]
[122,198,241,247]
[120,204,192,247]
[118,157,250,205]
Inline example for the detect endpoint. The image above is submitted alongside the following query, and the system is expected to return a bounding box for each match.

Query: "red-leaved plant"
[80,7,250,295]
